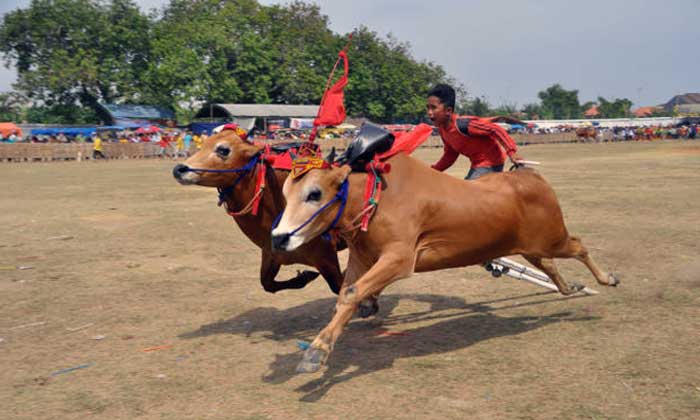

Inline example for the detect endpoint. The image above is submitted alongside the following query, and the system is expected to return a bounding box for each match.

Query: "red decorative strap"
[359,159,391,231]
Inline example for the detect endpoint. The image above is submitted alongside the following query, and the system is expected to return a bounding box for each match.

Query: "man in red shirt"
[427,84,523,179]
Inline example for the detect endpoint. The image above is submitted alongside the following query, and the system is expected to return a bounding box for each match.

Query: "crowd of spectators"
[508,123,698,141]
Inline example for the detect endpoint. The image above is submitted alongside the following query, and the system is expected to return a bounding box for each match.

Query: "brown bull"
[576,126,598,142]
[172,129,344,295]
[272,153,619,373]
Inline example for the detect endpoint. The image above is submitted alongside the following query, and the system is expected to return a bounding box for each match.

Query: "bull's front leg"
[297,249,414,373]
[259,250,320,293]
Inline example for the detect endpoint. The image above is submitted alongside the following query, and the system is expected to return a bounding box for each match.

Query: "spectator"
[183,131,192,156]
[92,135,106,160]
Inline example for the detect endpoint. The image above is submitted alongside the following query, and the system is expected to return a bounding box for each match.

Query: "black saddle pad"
[337,122,394,171]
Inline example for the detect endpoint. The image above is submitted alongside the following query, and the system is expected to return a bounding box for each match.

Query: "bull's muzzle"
[172,163,189,179]
[271,232,291,251]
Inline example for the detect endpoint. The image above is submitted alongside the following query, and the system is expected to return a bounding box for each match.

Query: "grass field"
[1,141,699,419]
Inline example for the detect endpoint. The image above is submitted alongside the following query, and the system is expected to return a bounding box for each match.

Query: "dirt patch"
[1,142,699,419]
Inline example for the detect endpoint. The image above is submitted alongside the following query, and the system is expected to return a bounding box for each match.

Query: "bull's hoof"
[570,282,585,294]
[296,347,328,374]
[358,298,379,318]
[297,270,321,284]
[607,272,620,287]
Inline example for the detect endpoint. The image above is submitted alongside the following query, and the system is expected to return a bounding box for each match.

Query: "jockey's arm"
[468,119,522,162]
[431,140,459,171]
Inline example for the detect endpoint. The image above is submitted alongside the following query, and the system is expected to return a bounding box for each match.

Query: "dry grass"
[1,141,699,419]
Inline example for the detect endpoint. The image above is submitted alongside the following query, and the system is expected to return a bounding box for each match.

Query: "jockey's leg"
[297,250,414,373]
[464,164,504,180]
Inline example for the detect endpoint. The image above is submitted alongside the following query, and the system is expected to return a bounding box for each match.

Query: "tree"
[537,84,581,119]
[0,92,25,122]
[1,0,461,124]
[458,96,491,117]
[596,96,633,118]
[521,103,542,119]
[0,0,152,123]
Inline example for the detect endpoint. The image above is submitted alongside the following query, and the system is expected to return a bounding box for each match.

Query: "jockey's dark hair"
[428,84,456,110]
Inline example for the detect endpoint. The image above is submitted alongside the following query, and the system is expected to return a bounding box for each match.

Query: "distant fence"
[0,143,162,162]
[0,133,580,163]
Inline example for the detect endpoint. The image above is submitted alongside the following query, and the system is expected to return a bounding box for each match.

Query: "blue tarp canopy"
[96,125,131,131]
[101,104,175,120]
[189,122,222,135]
[31,127,96,136]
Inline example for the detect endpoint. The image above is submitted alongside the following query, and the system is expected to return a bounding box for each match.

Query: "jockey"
[427,84,523,179]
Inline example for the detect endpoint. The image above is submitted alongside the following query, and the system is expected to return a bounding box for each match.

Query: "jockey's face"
[427,96,452,128]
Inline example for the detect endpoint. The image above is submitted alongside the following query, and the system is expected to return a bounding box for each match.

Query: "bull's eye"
[215,145,230,158]
[306,189,322,202]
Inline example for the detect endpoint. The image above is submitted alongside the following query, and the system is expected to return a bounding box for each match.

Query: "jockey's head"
[427,83,455,129]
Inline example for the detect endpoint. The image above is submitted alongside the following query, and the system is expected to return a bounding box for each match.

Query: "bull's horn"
[325,147,336,164]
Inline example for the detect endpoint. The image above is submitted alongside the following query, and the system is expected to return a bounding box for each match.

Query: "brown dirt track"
[1,141,699,419]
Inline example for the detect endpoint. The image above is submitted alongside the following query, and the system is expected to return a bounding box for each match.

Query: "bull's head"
[271,155,351,251]
[172,128,261,187]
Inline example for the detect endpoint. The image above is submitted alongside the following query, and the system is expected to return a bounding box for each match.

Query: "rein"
[274,179,349,241]
[185,152,268,217]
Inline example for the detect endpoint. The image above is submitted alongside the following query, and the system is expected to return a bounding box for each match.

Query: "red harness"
[224,143,321,218]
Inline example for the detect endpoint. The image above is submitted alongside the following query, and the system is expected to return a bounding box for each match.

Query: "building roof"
[584,105,599,117]
[676,104,700,115]
[663,93,700,112]
[99,104,175,121]
[633,106,658,117]
[194,104,319,120]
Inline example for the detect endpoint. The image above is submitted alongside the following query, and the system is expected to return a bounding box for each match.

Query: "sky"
[1,0,698,108]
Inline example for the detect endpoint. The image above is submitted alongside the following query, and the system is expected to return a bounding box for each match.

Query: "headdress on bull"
[214,123,250,142]
[290,157,332,179]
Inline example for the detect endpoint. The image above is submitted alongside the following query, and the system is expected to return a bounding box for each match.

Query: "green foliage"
[537,84,581,119]
[24,104,99,124]
[458,96,491,117]
[0,0,461,124]
[521,103,542,119]
[596,96,633,118]
[0,0,151,123]
[0,92,24,121]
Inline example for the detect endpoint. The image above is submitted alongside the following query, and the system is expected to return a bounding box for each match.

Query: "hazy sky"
[1,0,698,107]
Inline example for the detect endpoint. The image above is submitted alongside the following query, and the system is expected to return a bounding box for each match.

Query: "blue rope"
[185,154,260,174]
[278,179,349,241]
[272,211,283,230]
[202,154,260,206]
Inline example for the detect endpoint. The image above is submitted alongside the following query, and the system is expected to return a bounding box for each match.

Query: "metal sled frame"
[487,257,599,296]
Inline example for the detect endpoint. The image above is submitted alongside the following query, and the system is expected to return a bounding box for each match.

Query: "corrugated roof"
[197,104,319,118]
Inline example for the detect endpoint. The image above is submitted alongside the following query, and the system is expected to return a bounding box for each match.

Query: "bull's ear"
[333,164,352,186]
[325,147,336,164]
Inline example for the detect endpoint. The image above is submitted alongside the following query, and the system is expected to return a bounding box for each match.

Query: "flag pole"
[309,33,354,143]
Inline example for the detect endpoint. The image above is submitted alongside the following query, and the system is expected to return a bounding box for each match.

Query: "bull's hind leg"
[522,255,584,295]
[559,236,620,287]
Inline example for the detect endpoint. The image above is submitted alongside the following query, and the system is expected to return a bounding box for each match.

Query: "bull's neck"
[222,166,287,247]
[336,172,375,242]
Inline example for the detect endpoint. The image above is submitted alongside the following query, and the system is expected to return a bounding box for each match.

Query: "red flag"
[313,51,349,127]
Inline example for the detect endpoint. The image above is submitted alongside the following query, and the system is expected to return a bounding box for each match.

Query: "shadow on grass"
[180,291,595,402]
